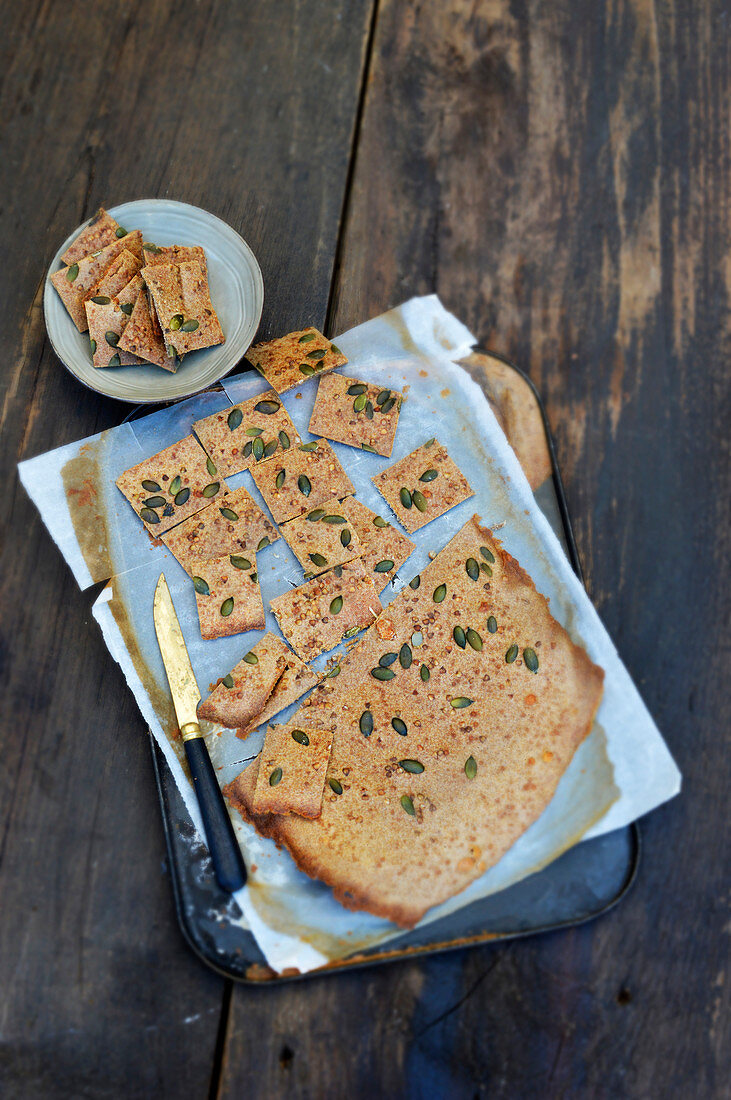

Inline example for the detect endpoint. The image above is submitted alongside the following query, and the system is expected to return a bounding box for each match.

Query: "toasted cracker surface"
[192,392,302,477]
[249,440,354,524]
[188,552,264,639]
[86,249,142,301]
[60,207,123,266]
[198,633,292,728]
[251,720,334,818]
[237,654,319,739]
[84,300,141,368]
[279,498,364,576]
[246,327,347,394]
[143,260,224,355]
[162,485,278,570]
[51,231,143,331]
[308,372,403,456]
[142,243,208,277]
[335,497,415,590]
[116,287,172,369]
[371,438,474,533]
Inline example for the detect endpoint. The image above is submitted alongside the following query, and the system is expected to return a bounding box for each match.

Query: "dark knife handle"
[184,736,247,893]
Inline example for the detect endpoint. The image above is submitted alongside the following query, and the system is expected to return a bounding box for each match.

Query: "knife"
[153,573,246,893]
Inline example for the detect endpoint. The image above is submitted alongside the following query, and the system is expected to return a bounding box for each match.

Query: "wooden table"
[1,2,728,1096]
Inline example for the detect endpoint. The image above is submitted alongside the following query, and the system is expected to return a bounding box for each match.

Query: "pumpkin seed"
[192,576,210,595]
[309,552,327,567]
[328,777,343,795]
[307,349,326,360]
[144,496,166,509]
[252,436,265,461]
[107,354,121,367]
[329,595,343,615]
[376,390,391,406]
[120,302,133,315]
[298,474,311,496]
[170,314,183,330]
[275,469,286,489]
[89,339,97,354]
[220,597,234,617]
[380,398,396,414]
[115,226,128,238]
[453,625,466,649]
[222,674,234,689]
[348,383,367,396]
[255,399,280,415]
[299,332,316,343]
[412,490,427,512]
[360,710,374,736]
[174,488,190,506]
[420,664,430,681]
[465,756,477,779]
[399,759,424,774]
[480,562,493,577]
[243,441,253,458]
[243,651,259,664]
[322,514,347,524]
[524,648,539,673]
[245,426,263,436]
[400,794,416,817]
[143,242,161,253]
[142,479,160,492]
[91,295,111,305]
[299,364,315,376]
[330,344,342,355]
[257,536,271,551]
[373,515,388,528]
[307,508,326,521]
[220,507,239,521]
[250,572,258,583]
[264,439,278,458]
[140,507,160,524]
[334,566,343,577]
[66,263,79,282]
[424,437,436,447]
[162,503,174,517]
[327,664,341,677]
[411,631,423,647]
[202,482,220,497]
[379,652,398,667]
[487,616,498,633]
[168,476,181,495]
[340,529,351,547]
[371,666,395,681]
[299,441,318,451]
[353,393,367,413]
[505,644,518,663]
[228,408,243,430]
[392,717,408,736]
[480,546,495,563]
[279,430,291,449]
[450,697,473,709]
[433,583,447,603]
[465,557,480,581]
[105,331,120,347]
[230,555,252,570]
[363,401,373,419]
[399,487,412,509]
[409,575,421,590]
[291,729,310,745]
[361,444,377,453]
[466,628,483,651]
[180,319,199,332]
[374,559,394,573]
[419,469,438,483]
[269,767,283,787]
[206,457,217,477]
[397,643,411,669]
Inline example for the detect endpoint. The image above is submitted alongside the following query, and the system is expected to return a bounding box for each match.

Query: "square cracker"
[142,243,208,277]
[270,560,382,662]
[251,720,334,819]
[117,286,173,369]
[143,260,224,355]
[162,485,278,570]
[85,299,141,368]
[192,391,302,478]
[308,373,403,457]
[279,498,364,577]
[249,439,354,524]
[60,207,124,266]
[336,497,415,590]
[371,438,474,533]
[50,231,144,331]
[237,653,319,739]
[198,633,292,729]
[188,553,265,640]
[86,249,141,301]
[115,434,229,536]
[246,327,347,394]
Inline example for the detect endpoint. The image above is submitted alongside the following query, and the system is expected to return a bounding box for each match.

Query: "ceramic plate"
[43,199,263,404]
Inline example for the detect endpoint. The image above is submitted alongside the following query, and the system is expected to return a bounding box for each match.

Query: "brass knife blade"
[153,574,201,733]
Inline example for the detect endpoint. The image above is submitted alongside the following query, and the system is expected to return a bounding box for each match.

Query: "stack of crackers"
[51,207,224,371]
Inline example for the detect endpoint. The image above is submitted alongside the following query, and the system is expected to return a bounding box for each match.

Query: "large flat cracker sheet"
[18,295,680,975]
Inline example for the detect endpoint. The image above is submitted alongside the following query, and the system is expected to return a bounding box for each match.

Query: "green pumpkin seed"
[347,383,367,396]
[353,393,367,413]
[252,436,265,461]
[144,495,166,509]
[192,576,210,595]
[105,331,119,347]
[275,469,286,489]
[299,332,316,343]
[466,628,483,652]
[326,664,341,677]
[220,507,239,521]
[373,516,388,528]
[433,583,447,603]
[420,664,430,681]
[140,507,160,524]
[299,364,316,376]
[322,514,346,524]
[480,562,493,577]
[361,443,378,453]
[222,674,234,689]
[450,697,473,709]
[264,439,278,458]
[168,476,182,496]
[91,295,111,305]
[245,426,264,436]
[340,529,351,548]
[453,625,466,649]
[380,398,396,414]
[307,349,326,360]
[174,488,190,506]
[202,482,220,497]
[329,778,343,795]
[291,729,310,745]
[309,552,327,567]
[465,756,477,779]
[269,767,283,787]
[399,759,424,774]
[243,651,258,664]
[89,339,97,354]
[465,557,480,581]
[371,666,395,681]
[505,644,518,663]
[207,457,217,477]
[392,717,408,736]
[107,353,121,367]
[365,401,374,419]
[169,314,183,330]
[334,566,343,578]
[143,242,161,253]
[411,631,423,647]
[230,555,252,570]
[419,469,438,483]
[141,479,161,492]
[279,430,291,449]
[227,408,243,430]
[409,575,421,590]
[399,644,413,669]
[307,508,326,521]
[329,595,343,615]
[243,441,253,458]
[379,652,398,667]
[424,437,436,447]
[412,490,427,512]
[330,344,342,355]
[298,474,311,496]
[66,263,79,282]
[360,710,374,736]
[487,616,498,633]
[255,399,280,414]
[299,441,318,451]
[250,573,258,583]
[400,794,416,817]
[180,319,199,332]
[162,503,174,517]
[120,302,133,315]
[376,390,391,406]
[524,648,539,673]
[480,546,496,563]
[220,597,234,617]
[115,226,127,238]
[374,559,394,573]
[399,487,412,509]
[257,536,271,551]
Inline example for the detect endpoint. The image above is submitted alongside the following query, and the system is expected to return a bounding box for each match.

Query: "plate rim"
[43,197,264,405]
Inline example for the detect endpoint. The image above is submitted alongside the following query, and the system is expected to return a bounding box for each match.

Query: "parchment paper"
[19,295,680,974]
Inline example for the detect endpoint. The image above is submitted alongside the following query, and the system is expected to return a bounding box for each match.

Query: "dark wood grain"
[0,1,375,1096]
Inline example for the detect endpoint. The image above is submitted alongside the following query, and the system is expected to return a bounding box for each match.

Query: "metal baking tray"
[147,354,640,982]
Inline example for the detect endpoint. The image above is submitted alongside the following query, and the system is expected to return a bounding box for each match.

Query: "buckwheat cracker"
[192,391,302,478]
[198,633,292,729]
[116,285,171,369]
[142,243,208,277]
[51,231,144,332]
[60,207,124,266]
[308,372,403,457]
[250,720,334,819]
[249,440,354,524]
[188,552,264,640]
[371,438,474,534]
[246,327,347,394]
[143,260,224,356]
[279,498,363,577]
[86,248,142,303]
[84,299,142,369]
[335,497,415,589]
[162,485,278,570]
[237,653,319,739]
